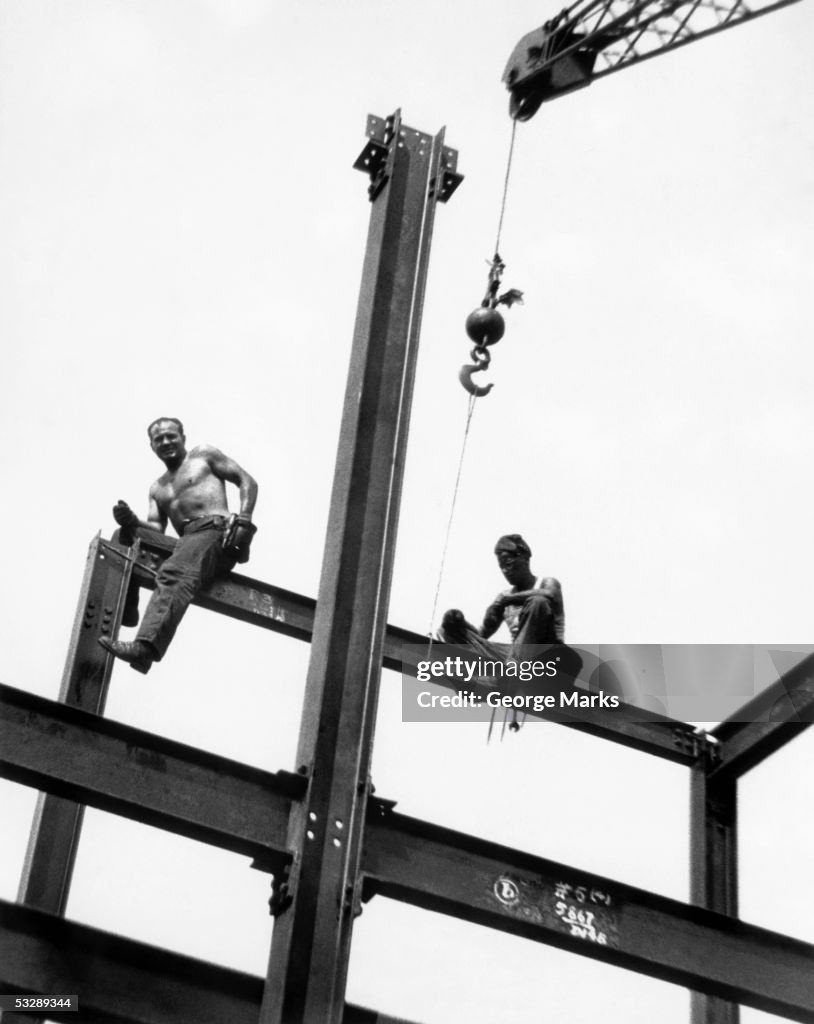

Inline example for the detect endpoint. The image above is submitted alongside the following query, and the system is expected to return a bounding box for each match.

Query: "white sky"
[1,1,812,1021]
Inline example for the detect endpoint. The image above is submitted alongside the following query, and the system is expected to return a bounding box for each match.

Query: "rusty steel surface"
[129,531,704,766]
[689,761,739,1024]
[0,683,299,866]
[259,111,460,1024]
[362,805,814,1023]
[131,527,320,645]
[0,900,416,1024]
[709,652,814,780]
[16,534,134,927]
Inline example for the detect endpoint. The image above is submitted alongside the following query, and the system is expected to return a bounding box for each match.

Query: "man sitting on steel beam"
[98,416,258,674]
[437,534,586,728]
[440,533,565,654]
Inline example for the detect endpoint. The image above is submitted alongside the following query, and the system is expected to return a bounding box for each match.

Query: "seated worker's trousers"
[439,593,581,687]
[441,592,560,651]
[136,516,236,661]
[510,592,563,647]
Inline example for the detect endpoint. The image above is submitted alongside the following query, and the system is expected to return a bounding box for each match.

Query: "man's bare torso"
[151,446,230,535]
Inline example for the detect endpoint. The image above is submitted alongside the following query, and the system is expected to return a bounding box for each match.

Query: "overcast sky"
[1,2,812,1022]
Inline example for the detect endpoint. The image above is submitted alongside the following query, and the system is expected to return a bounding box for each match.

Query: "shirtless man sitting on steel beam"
[98,416,258,674]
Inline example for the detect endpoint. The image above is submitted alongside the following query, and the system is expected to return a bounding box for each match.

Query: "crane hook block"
[459,254,522,397]
[460,309,503,398]
[465,306,505,346]
[459,362,494,397]
[459,344,494,397]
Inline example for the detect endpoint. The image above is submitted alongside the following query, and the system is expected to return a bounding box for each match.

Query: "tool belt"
[182,514,230,536]
[221,514,257,563]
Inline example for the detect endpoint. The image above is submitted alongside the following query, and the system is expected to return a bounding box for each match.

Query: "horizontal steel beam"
[710,720,808,782]
[134,530,431,673]
[362,805,814,1023]
[132,528,319,646]
[710,653,814,780]
[130,532,701,766]
[402,661,702,766]
[0,900,417,1024]
[0,683,300,867]
[5,679,811,1020]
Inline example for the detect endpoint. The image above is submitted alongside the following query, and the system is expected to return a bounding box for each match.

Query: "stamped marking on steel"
[490,874,620,947]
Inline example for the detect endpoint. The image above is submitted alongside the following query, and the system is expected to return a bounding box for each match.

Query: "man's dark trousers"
[137,516,235,660]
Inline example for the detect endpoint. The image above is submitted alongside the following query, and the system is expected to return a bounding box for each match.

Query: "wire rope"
[426,119,520,649]
[426,393,477,651]
[493,117,518,258]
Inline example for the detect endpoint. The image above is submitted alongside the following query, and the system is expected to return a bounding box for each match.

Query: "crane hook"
[459,345,493,397]
[457,253,522,398]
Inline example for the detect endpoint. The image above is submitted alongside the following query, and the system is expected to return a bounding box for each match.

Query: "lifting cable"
[426,119,521,646]
[458,120,523,400]
[426,391,477,647]
[494,117,518,258]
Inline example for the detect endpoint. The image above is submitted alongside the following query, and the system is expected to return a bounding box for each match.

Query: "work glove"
[113,500,139,529]
[441,609,466,630]
[231,516,257,564]
[438,608,475,645]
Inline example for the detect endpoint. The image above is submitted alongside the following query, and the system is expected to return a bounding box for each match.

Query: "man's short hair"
[147,417,184,439]
[494,534,532,559]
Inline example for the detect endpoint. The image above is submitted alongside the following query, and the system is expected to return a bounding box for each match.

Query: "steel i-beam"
[0,683,299,867]
[362,805,814,1023]
[710,652,814,781]
[0,900,420,1024]
[16,536,134,915]
[127,530,704,765]
[3,680,812,1021]
[5,536,134,1024]
[690,745,739,1024]
[259,110,461,1024]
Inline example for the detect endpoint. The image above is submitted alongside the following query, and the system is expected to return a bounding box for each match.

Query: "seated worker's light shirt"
[498,576,565,643]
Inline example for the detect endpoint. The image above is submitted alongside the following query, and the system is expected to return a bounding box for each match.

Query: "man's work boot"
[98,637,155,674]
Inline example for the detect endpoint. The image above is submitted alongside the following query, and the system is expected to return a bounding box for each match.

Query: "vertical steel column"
[16,535,134,912]
[259,111,461,1024]
[690,747,739,1024]
[3,535,134,1024]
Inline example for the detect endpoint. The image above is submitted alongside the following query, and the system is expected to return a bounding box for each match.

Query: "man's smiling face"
[149,420,186,464]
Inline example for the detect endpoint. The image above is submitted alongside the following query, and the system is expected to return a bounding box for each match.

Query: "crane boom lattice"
[504,0,803,117]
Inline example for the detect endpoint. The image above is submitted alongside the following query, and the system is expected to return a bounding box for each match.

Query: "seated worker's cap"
[494,534,532,558]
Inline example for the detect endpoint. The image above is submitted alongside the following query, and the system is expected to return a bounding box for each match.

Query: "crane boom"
[504,0,803,119]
